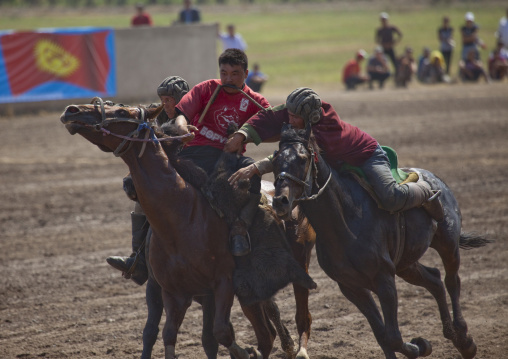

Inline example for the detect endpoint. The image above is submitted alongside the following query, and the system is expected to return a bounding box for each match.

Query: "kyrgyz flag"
[0,27,116,103]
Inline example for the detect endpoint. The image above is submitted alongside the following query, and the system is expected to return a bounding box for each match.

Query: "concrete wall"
[0,24,217,115]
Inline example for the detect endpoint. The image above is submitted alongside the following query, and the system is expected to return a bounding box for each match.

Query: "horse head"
[272,123,318,220]
[60,97,193,157]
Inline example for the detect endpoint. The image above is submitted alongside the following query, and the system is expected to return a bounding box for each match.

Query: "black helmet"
[157,76,189,103]
[286,87,322,125]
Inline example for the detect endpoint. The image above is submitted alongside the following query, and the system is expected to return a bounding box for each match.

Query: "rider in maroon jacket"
[226,88,442,220]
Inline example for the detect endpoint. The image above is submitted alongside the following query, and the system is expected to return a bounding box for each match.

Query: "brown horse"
[272,124,491,359]
[60,99,316,359]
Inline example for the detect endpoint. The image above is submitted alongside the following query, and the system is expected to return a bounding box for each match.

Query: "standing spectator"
[395,46,416,87]
[460,12,486,60]
[246,63,269,93]
[438,16,454,75]
[497,8,508,51]
[375,12,403,73]
[488,42,508,81]
[367,46,391,89]
[459,48,489,83]
[342,49,369,90]
[131,3,152,27]
[218,24,247,52]
[178,0,201,24]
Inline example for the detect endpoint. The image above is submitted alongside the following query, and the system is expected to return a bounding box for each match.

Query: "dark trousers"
[368,72,391,88]
[441,50,452,75]
[345,76,367,90]
[179,145,261,194]
[383,47,398,73]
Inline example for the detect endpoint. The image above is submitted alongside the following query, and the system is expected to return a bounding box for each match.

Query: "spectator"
[420,51,447,84]
[375,12,403,73]
[417,47,431,82]
[178,0,201,24]
[131,3,152,27]
[246,63,268,93]
[367,46,391,89]
[459,48,489,83]
[460,12,486,61]
[496,8,508,51]
[488,42,508,81]
[395,46,416,87]
[218,24,247,52]
[438,16,455,75]
[342,49,369,90]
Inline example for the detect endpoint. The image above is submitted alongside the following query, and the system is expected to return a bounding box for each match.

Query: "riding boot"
[229,193,261,257]
[106,212,149,285]
[402,181,444,222]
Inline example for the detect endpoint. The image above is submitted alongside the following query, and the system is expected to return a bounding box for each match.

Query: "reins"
[275,140,332,203]
[89,97,193,158]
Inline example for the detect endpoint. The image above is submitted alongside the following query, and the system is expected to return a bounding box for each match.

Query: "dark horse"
[60,99,316,358]
[271,124,491,359]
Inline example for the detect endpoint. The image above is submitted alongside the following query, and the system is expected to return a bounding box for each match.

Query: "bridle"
[274,139,332,203]
[89,97,192,157]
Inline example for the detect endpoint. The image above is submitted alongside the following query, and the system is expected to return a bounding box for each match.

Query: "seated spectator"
[178,0,201,24]
[417,47,431,82]
[488,42,508,80]
[342,49,369,90]
[395,46,416,87]
[459,48,490,82]
[246,63,268,93]
[420,50,447,84]
[367,46,391,89]
[131,3,152,27]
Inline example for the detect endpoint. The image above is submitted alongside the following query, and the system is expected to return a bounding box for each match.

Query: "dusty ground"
[1,83,507,359]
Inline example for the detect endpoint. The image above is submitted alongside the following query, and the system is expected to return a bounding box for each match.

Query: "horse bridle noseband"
[275,140,332,203]
[90,97,192,158]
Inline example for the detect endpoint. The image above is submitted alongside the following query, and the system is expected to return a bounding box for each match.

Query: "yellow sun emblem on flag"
[34,39,80,78]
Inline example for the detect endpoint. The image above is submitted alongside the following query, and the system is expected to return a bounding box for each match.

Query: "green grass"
[0,2,504,94]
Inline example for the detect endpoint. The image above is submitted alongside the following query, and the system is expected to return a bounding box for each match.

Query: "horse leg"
[337,283,397,359]
[240,301,275,358]
[375,273,420,359]
[141,276,164,359]
[161,291,192,359]
[287,216,313,359]
[263,299,295,358]
[433,239,477,359]
[200,294,219,359]
[213,278,251,359]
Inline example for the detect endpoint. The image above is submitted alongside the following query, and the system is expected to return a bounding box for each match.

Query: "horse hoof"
[458,337,477,359]
[410,337,432,357]
[246,346,263,359]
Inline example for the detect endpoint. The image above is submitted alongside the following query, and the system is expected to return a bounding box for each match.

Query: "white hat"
[380,12,389,19]
[465,12,474,21]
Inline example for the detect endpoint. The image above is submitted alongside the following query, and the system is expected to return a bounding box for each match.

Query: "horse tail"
[459,232,493,250]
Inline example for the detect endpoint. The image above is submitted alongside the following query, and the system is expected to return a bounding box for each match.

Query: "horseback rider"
[108,49,270,284]
[226,87,443,221]
[106,75,191,285]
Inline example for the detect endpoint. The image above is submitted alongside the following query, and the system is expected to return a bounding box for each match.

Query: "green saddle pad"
[341,146,409,184]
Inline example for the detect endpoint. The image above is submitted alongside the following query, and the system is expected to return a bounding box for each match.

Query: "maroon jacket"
[240,102,378,167]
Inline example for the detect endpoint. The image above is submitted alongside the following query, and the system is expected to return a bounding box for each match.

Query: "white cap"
[465,12,474,21]
[380,12,389,19]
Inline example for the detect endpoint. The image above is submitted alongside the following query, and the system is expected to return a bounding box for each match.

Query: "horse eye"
[117,109,129,117]
[273,150,278,157]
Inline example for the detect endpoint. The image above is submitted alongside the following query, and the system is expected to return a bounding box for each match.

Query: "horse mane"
[279,125,321,154]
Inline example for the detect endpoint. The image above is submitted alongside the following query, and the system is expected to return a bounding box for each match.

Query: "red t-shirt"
[176,79,270,151]
[131,14,152,26]
[342,59,360,83]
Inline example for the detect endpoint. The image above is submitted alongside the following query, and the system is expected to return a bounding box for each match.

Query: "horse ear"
[146,104,164,120]
[304,121,312,140]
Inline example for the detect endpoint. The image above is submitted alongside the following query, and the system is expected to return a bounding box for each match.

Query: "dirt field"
[1,83,507,359]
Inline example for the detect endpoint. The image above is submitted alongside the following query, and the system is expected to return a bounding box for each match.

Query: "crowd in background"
[342,9,508,90]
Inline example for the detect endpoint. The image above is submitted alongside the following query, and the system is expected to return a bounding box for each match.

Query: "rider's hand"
[224,133,246,154]
[228,164,260,188]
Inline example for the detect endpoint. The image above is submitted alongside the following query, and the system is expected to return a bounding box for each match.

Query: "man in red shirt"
[342,49,369,90]
[131,3,153,27]
[226,88,442,220]
[174,48,270,256]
